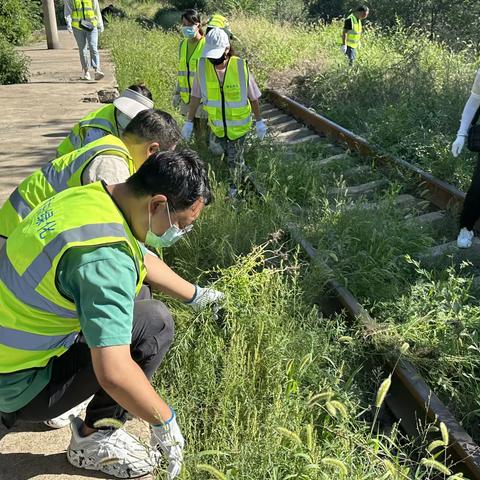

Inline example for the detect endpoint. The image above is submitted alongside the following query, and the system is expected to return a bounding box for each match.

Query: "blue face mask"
[145,202,192,249]
[182,26,197,39]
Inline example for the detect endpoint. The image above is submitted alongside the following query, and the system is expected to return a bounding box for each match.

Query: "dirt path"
[0,29,149,479]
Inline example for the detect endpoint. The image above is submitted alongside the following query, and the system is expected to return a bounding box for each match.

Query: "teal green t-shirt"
[0,244,138,413]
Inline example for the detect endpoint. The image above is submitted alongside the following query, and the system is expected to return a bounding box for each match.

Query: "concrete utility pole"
[42,0,60,49]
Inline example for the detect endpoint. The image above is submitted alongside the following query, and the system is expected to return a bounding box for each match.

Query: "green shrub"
[0,34,30,85]
[0,0,41,45]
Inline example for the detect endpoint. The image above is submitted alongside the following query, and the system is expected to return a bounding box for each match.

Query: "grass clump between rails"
[156,246,455,479]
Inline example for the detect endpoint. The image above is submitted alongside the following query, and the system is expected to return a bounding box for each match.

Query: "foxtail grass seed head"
[276,427,303,447]
[196,464,228,480]
[400,342,410,354]
[99,457,121,466]
[328,400,348,418]
[427,439,447,453]
[383,459,397,477]
[420,458,452,476]
[440,421,449,445]
[308,391,333,406]
[305,423,314,451]
[93,418,124,429]
[375,375,392,408]
[321,457,348,476]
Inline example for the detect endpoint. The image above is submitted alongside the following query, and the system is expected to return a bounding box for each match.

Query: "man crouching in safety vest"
[0,150,221,479]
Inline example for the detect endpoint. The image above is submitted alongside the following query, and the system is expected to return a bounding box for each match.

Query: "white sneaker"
[95,70,105,80]
[81,71,91,81]
[67,416,160,478]
[44,396,94,429]
[457,227,474,248]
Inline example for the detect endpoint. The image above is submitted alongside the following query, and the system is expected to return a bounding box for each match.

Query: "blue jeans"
[72,27,100,71]
[346,46,356,66]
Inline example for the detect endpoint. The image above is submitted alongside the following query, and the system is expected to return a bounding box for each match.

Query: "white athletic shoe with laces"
[67,416,160,478]
[457,227,474,249]
[44,396,94,429]
[81,71,91,81]
[94,70,105,80]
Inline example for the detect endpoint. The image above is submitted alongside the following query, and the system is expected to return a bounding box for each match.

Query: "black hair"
[181,9,204,35]
[126,149,212,210]
[124,109,181,151]
[356,5,369,12]
[127,83,153,100]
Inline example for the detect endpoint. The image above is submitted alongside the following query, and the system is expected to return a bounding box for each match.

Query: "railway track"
[257,89,480,478]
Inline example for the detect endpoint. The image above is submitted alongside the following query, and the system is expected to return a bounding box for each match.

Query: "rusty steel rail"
[265,89,465,211]
[266,89,480,478]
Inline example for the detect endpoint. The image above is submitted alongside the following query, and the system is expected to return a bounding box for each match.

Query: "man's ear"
[149,194,167,214]
[147,142,160,156]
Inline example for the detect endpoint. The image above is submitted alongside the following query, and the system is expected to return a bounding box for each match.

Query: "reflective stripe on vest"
[71,0,98,29]
[0,182,146,373]
[56,104,118,157]
[346,14,362,49]
[177,37,205,104]
[0,135,132,239]
[197,56,252,141]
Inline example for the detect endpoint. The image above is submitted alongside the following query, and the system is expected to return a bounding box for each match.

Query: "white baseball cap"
[113,88,154,119]
[202,28,230,59]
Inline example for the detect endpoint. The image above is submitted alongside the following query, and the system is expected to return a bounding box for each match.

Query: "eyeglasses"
[166,202,194,235]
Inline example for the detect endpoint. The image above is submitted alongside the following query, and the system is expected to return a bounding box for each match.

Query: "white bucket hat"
[113,88,154,119]
[202,28,230,59]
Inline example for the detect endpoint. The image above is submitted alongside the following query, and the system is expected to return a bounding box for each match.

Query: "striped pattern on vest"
[56,104,118,157]
[177,37,205,105]
[0,135,132,239]
[0,182,146,373]
[197,56,252,141]
[71,0,98,30]
[346,14,362,49]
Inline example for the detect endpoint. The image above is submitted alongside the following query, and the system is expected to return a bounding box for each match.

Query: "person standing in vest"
[173,10,208,141]
[182,28,267,197]
[451,69,480,248]
[65,0,105,81]
[0,150,221,479]
[341,5,369,66]
[0,109,180,242]
[57,84,154,156]
[206,13,232,38]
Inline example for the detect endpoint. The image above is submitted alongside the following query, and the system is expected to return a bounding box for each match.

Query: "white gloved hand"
[181,121,194,141]
[186,285,225,312]
[256,120,267,140]
[172,94,181,108]
[451,135,466,157]
[151,410,185,480]
[340,45,347,54]
[98,25,105,33]
[66,22,73,33]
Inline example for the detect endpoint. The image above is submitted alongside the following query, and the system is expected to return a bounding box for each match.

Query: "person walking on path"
[182,28,267,197]
[57,84,154,156]
[65,0,105,81]
[173,10,208,141]
[451,68,480,248]
[0,150,219,479]
[341,5,369,65]
[0,109,179,241]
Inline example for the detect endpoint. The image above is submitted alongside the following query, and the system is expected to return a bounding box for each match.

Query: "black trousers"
[460,154,480,230]
[10,286,174,429]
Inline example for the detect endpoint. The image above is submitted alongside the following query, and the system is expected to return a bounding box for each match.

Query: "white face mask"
[116,111,131,133]
[145,202,192,249]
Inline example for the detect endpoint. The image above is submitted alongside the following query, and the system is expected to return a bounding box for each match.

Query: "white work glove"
[172,94,180,108]
[66,19,73,33]
[256,120,267,140]
[98,25,104,33]
[151,409,185,480]
[181,121,194,141]
[186,285,225,312]
[340,45,347,54]
[451,134,466,157]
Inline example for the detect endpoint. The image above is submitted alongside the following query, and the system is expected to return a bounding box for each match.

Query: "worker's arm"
[144,252,196,301]
[186,96,202,122]
[250,99,262,121]
[91,345,171,423]
[342,30,348,45]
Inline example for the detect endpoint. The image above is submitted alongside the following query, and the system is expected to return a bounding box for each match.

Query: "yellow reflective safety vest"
[346,14,362,49]
[0,182,146,373]
[178,37,205,105]
[71,0,98,30]
[197,56,252,141]
[207,13,228,29]
[57,104,118,157]
[0,134,133,239]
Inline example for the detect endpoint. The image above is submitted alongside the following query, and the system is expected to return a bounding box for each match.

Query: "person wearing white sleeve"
[65,0,105,81]
[451,69,480,248]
